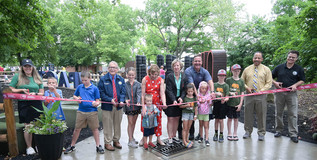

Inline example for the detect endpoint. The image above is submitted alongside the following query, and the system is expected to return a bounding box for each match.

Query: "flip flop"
[185,141,193,148]
[233,136,239,141]
[227,136,233,141]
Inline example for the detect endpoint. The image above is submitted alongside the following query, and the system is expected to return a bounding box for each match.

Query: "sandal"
[227,136,233,141]
[185,141,193,148]
[233,136,239,141]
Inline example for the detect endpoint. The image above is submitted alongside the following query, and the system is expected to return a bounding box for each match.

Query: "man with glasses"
[272,50,305,143]
[98,61,126,151]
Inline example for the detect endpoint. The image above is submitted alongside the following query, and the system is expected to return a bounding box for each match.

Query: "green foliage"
[227,16,275,69]
[140,0,215,59]
[50,0,138,68]
[0,0,54,65]
[24,101,67,135]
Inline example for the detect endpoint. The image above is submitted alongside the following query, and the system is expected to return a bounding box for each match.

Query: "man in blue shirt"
[272,50,305,143]
[185,54,215,140]
[98,61,126,151]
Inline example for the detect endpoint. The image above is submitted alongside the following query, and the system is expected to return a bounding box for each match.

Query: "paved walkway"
[61,114,317,160]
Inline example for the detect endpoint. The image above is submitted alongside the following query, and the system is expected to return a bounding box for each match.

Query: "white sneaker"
[128,141,138,148]
[26,147,36,155]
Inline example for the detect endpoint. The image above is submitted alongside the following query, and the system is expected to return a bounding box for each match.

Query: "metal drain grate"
[149,139,205,159]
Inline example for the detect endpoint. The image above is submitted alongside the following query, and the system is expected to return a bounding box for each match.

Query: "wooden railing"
[1,88,18,156]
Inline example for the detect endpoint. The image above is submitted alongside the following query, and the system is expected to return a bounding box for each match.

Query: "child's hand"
[119,102,125,107]
[236,104,242,111]
[216,92,222,97]
[48,85,56,91]
[126,100,130,107]
[74,96,82,103]
[199,98,205,103]
[92,101,100,107]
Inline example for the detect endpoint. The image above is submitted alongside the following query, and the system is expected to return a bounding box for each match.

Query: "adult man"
[272,50,305,143]
[185,54,215,140]
[241,52,272,141]
[98,61,126,151]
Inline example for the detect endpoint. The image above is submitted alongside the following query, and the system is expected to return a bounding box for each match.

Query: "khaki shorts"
[75,111,99,129]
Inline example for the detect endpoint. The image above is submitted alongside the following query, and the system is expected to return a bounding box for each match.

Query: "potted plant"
[24,101,67,160]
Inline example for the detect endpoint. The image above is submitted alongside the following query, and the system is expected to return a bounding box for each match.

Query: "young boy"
[64,72,104,154]
[226,64,245,141]
[213,69,229,143]
[142,94,160,150]
[44,77,65,120]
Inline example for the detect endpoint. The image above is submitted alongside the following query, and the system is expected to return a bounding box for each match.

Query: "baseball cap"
[217,69,226,76]
[231,64,241,70]
[21,59,34,67]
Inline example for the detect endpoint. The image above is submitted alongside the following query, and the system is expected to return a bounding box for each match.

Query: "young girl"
[180,84,197,148]
[197,81,212,146]
[142,94,160,150]
[44,77,65,120]
[226,64,245,141]
[213,69,229,143]
[125,67,142,148]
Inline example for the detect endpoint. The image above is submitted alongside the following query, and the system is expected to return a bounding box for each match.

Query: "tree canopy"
[0,0,316,82]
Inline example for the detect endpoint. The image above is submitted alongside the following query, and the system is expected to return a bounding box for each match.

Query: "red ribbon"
[3,83,317,108]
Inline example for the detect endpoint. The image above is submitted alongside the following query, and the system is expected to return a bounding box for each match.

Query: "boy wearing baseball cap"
[226,64,245,141]
[212,69,229,143]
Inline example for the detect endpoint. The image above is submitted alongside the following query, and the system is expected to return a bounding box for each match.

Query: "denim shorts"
[182,112,194,121]
[198,114,209,121]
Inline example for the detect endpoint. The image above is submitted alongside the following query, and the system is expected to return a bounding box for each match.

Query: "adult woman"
[9,59,44,155]
[164,59,188,145]
[141,64,167,146]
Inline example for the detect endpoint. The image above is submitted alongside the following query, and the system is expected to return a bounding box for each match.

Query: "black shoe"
[291,137,298,143]
[64,146,76,154]
[274,132,282,137]
[178,135,183,140]
[96,145,105,154]
[194,134,200,141]
[189,135,195,140]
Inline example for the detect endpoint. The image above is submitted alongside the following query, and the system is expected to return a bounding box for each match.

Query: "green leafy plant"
[24,101,67,135]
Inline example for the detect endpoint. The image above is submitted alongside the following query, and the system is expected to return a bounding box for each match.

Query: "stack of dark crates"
[136,55,147,83]
[165,54,177,76]
[157,55,164,69]
[184,56,193,71]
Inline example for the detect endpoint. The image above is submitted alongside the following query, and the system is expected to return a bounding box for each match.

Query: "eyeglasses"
[108,67,118,70]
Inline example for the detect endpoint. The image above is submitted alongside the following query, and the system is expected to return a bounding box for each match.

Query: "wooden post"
[3,88,19,156]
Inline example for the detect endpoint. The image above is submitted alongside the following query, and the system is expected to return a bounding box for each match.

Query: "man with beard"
[241,52,272,141]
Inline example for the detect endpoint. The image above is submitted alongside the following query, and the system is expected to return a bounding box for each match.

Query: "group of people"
[8,50,305,155]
